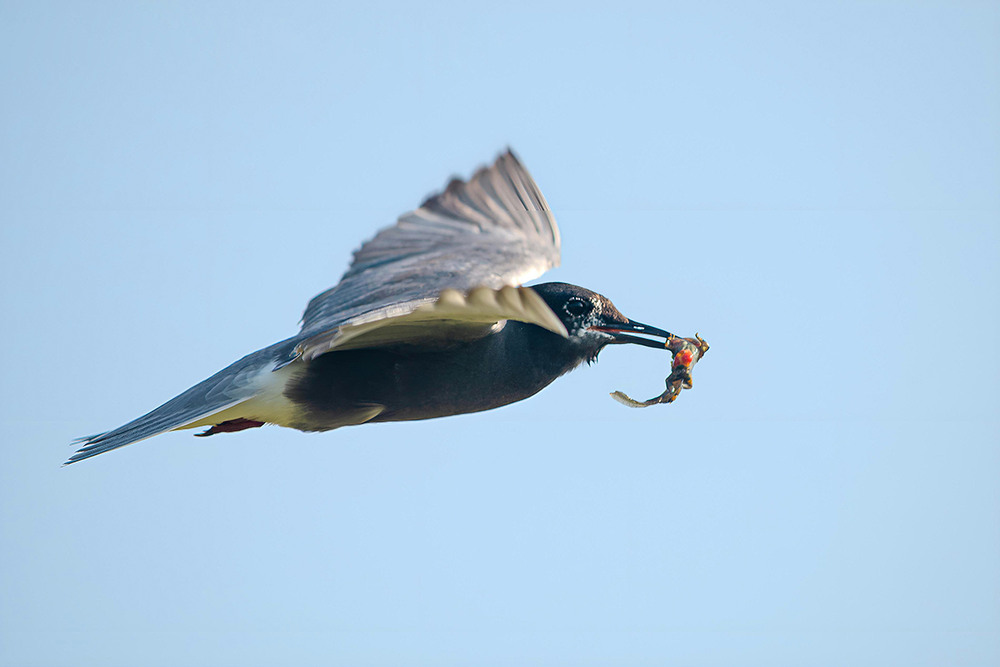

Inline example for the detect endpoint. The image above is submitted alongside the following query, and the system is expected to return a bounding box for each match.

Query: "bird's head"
[530,282,675,363]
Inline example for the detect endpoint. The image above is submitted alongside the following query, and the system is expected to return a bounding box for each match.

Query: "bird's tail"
[66,398,248,465]
[65,340,295,465]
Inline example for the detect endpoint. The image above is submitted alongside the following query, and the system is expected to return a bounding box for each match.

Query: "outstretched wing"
[297,150,561,346]
[297,285,567,361]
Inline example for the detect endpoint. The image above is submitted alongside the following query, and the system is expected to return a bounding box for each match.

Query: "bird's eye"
[565,297,592,317]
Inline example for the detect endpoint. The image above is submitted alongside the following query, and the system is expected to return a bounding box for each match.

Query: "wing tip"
[420,148,528,208]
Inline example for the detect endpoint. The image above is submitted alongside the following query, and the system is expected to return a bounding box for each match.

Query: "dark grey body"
[286,321,589,424]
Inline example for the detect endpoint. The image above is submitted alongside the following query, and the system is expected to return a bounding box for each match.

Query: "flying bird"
[67,151,680,464]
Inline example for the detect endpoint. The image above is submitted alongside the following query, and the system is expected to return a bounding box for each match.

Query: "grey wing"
[298,150,561,338]
[66,339,296,464]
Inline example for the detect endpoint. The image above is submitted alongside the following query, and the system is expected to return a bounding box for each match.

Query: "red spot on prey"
[673,349,694,368]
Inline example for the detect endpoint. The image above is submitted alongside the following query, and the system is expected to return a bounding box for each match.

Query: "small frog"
[610,333,709,407]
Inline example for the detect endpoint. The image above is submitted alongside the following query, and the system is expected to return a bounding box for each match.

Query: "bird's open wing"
[298,285,567,361]
[293,150,562,360]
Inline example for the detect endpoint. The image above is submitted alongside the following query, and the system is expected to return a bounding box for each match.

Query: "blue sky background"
[2,2,998,666]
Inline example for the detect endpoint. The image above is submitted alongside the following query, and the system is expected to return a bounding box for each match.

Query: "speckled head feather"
[529,282,632,362]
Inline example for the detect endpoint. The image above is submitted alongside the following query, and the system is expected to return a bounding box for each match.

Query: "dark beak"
[591,319,675,350]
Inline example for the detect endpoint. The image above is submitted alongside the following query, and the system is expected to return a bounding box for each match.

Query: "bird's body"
[68,152,679,464]
[288,311,594,428]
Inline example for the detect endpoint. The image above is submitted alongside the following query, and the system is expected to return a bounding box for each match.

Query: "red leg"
[195,418,265,437]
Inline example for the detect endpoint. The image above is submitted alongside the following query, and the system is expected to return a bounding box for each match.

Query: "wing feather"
[297,285,567,361]
[298,150,560,338]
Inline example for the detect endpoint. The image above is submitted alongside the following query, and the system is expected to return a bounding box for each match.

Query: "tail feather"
[65,398,246,465]
[66,340,295,465]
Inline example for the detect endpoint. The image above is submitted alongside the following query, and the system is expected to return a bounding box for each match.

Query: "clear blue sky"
[2,2,998,666]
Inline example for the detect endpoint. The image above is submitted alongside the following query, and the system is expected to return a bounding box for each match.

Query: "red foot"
[195,418,265,437]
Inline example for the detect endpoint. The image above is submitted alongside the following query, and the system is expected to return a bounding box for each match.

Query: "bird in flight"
[68,151,688,464]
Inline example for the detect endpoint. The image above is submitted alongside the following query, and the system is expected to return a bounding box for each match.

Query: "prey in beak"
[608,332,710,407]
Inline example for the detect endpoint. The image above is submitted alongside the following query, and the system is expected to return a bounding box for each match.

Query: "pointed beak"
[590,319,675,350]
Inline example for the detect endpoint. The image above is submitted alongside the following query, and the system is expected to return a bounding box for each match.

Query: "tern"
[68,151,679,464]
